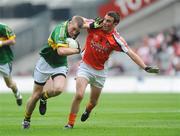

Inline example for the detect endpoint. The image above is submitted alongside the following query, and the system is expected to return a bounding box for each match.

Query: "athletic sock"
[14,90,20,98]
[68,113,77,126]
[24,112,31,121]
[86,102,95,112]
[41,91,49,100]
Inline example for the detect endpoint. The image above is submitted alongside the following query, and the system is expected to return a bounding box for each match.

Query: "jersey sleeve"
[112,32,128,53]
[48,23,68,49]
[1,25,16,40]
[52,25,67,47]
[6,26,16,40]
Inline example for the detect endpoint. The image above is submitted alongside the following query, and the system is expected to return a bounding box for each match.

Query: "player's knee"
[53,86,63,95]
[6,83,11,88]
[6,82,15,89]
[75,93,84,101]
[32,92,41,101]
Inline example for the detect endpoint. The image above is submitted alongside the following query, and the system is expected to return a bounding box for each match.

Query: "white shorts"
[34,57,68,85]
[77,61,107,88]
[0,63,12,77]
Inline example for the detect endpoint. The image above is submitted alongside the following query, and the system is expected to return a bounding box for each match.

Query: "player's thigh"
[31,83,44,100]
[76,63,91,94]
[3,76,12,85]
[51,65,68,91]
[90,85,102,103]
[52,75,66,91]
[43,77,53,91]
[76,77,89,96]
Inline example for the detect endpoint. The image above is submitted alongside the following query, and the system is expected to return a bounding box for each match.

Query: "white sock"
[14,91,21,98]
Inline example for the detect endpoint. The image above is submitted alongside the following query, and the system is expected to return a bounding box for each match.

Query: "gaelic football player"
[0,23,22,106]
[22,16,83,129]
[65,11,159,128]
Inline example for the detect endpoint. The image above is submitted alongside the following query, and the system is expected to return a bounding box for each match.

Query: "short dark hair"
[107,11,120,24]
[72,16,84,28]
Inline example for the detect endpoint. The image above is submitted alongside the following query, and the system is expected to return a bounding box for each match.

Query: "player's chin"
[102,26,109,31]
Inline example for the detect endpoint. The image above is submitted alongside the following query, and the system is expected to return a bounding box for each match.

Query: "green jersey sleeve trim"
[48,21,69,49]
[0,23,16,40]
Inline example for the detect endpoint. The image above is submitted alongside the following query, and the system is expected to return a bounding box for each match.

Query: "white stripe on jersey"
[113,34,128,53]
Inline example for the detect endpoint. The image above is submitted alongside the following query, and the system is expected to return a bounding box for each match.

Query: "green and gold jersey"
[0,23,16,64]
[40,21,70,68]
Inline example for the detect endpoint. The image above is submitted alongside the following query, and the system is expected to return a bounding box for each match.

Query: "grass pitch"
[0,93,180,136]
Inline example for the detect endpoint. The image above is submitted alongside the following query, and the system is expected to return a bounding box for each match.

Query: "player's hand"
[89,17,103,29]
[145,66,160,74]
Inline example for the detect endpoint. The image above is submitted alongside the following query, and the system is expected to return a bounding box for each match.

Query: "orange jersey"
[82,28,129,70]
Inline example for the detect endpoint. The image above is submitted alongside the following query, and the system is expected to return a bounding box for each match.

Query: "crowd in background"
[134,26,180,76]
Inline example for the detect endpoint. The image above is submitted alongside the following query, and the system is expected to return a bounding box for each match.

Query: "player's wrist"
[89,17,103,29]
[77,47,81,54]
[89,22,95,29]
[77,41,81,53]
[144,66,150,72]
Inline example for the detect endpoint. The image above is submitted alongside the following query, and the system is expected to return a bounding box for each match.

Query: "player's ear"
[114,22,118,26]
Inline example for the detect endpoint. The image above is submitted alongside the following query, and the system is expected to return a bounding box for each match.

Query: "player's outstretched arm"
[0,39,16,47]
[127,47,159,74]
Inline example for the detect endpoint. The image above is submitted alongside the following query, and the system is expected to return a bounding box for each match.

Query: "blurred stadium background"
[0,0,180,92]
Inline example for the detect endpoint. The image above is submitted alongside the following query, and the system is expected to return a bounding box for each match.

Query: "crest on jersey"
[93,34,99,42]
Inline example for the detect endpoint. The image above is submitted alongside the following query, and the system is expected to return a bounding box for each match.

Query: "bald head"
[71,16,84,28]
[68,16,84,38]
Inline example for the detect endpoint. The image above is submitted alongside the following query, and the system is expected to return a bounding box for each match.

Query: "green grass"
[0,93,180,136]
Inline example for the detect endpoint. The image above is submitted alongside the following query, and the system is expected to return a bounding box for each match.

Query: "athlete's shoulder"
[51,21,68,40]
[0,23,7,28]
[54,21,67,30]
[111,30,129,52]
[0,23,15,38]
[112,30,121,39]
[0,23,9,32]
[113,30,128,46]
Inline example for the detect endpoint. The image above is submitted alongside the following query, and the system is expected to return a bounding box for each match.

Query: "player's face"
[102,15,115,32]
[68,21,80,38]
